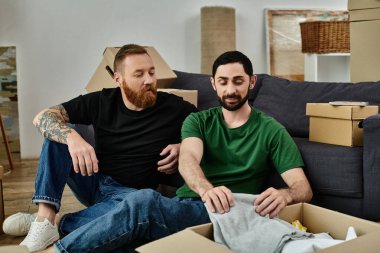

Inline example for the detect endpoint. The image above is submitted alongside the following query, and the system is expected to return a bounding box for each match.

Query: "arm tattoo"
[51,105,70,122]
[35,105,73,144]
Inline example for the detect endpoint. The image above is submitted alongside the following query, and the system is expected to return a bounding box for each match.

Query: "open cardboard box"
[2,204,380,253]
[137,203,380,253]
[86,46,177,92]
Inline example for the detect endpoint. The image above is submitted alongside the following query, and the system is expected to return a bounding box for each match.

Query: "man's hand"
[67,131,98,176]
[201,186,234,214]
[254,187,291,219]
[157,144,180,174]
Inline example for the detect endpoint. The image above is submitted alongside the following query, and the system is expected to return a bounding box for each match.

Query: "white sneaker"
[20,217,60,252]
[3,212,37,236]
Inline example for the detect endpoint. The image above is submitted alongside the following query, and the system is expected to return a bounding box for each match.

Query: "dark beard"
[217,91,249,111]
[122,81,157,109]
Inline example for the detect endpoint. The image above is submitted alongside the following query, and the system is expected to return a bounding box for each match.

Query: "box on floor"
[136,203,380,253]
[306,103,378,146]
[86,46,177,92]
[349,0,380,82]
[0,246,28,253]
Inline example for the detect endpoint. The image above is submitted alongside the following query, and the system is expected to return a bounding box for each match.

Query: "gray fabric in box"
[252,75,380,138]
[293,137,363,198]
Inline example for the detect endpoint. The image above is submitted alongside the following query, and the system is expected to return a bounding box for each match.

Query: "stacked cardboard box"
[86,47,197,107]
[349,0,380,82]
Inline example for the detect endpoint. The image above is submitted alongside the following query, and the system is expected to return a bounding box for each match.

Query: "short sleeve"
[61,92,100,125]
[270,128,304,174]
[181,112,203,141]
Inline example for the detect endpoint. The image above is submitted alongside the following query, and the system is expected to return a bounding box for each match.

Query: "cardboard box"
[348,0,380,10]
[136,203,380,253]
[349,0,380,82]
[306,103,378,146]
[158,89,198,107]
[0,246,29,253]
[86,47,177,92]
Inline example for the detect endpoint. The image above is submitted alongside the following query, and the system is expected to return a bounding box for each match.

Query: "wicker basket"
[300,21,350,53]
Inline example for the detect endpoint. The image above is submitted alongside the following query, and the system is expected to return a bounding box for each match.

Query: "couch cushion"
[252,75,380,137]
[170,71,219,111]
[294,137,363,198]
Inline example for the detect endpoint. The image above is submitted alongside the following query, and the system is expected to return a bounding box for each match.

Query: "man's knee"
[135,189,159,201]
[126,189,161,209]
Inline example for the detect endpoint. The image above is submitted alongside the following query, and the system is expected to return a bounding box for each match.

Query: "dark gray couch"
[169,70,380,222]
[77,70,380,222]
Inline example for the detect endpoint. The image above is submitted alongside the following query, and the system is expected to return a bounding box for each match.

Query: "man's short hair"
[114,44,148,74]
[212,51,253,77]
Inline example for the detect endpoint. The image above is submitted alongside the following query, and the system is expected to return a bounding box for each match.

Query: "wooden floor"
[0,159,84,246]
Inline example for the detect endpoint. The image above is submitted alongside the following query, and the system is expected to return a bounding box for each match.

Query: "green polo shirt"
[176,107,304,197]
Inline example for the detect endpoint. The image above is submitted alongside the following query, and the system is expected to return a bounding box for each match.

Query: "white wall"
[0,0,347,158]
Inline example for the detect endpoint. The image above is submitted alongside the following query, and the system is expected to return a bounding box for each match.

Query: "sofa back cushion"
[170,70,219,110]
[252,75,380,137]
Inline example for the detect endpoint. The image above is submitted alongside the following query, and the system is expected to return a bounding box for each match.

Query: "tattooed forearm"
[33,105,73,144]
[50,105,70,122]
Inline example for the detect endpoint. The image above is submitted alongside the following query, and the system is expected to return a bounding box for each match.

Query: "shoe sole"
[22,234,60,252]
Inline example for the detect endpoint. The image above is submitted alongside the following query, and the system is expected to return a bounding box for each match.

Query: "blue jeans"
[32,139,210,252]
[32,139,100,211]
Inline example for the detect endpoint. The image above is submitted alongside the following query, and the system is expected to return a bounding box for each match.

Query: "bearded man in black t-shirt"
[7,44,197,252]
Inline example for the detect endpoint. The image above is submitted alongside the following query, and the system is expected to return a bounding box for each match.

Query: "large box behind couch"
[86,47,177,92]
[136,203,380,253]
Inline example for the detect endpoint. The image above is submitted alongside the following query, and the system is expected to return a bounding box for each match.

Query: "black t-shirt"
[62,88,197,189]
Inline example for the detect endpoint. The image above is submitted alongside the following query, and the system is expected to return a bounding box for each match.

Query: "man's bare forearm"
[280,179,313,205]
[33,105,73,144]
[179,153,213,197]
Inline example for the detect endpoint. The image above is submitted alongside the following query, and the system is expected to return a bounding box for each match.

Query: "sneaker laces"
[23,220,50,243]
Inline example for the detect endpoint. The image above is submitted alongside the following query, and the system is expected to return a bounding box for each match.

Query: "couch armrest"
[362,113,380,220]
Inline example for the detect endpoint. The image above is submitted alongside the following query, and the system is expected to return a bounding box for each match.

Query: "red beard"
[122,81,157,109]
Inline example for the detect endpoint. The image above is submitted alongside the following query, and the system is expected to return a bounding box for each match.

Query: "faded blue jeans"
[32,139,210,252]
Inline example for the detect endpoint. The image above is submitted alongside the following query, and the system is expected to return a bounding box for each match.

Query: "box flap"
[318,230,380,253]
[278,203,303,223]
[185,223,214,238]
[348,0,380,10]
[302,204,380,239]
[350,8,380,21]
[306,103,378,120]
[86,46,177,92]
[136,228,232,253]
